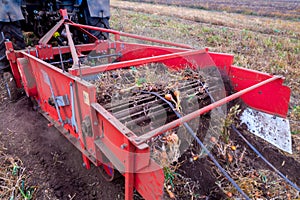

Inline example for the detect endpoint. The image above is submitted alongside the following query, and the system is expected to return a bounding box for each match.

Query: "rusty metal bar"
[64,24,79,67]
[132,75,281,145]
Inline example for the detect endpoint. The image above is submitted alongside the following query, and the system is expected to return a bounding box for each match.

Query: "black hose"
[140,91,250,200]
[231,125,300,192]
[197,81,300,193]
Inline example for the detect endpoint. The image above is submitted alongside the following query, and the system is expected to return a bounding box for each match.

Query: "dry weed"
[0,151,36,199]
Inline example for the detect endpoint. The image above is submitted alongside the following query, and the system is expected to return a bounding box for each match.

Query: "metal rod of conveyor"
[134,75,281,145]
[75,49,206,76]
[67,23,192,49]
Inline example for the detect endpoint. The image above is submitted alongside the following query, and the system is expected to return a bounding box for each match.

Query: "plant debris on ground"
[92,63,212,162]
[0,1,299,199]
[0,143,36,199]
[124,0,300,20]
[108,2,300,198]
[90,62,300,199]
[110,0,300,159]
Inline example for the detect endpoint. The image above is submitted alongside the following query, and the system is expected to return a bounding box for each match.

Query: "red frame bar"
[64,23,79,67]
[68,22,193,49]
[6,13,291,199]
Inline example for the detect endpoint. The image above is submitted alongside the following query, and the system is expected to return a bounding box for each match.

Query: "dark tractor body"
[0,0,110,72]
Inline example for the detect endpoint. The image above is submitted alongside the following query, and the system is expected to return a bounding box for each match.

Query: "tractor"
[0,0,110,74]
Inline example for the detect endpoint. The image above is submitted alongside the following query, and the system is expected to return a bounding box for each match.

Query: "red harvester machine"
[4,10,291,199]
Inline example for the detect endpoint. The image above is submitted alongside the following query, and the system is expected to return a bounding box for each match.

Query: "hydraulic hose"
[140,91,251,200]
[231,125,300,192]
[198,81,300,193]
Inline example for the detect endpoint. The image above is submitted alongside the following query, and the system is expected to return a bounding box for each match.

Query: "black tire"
[0,21,26,72]
[82,4,110,40]
[87,17,110,40]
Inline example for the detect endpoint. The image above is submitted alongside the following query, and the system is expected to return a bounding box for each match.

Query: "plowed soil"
[1,1,300,199]
[0,97,125,200]
[125,0,300,20]
[1,89,300,200]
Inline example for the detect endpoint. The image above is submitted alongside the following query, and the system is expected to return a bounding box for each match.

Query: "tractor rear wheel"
[82,5,110,40]
[87,17,110,40]
[0,21,26,72]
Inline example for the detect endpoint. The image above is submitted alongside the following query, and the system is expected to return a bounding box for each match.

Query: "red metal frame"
[5,10,290,200]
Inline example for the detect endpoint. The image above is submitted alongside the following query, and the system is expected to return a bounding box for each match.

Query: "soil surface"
[0,97,125,200]
[1,94,300,200]
[1,1,300,200]
[125,0,300,20]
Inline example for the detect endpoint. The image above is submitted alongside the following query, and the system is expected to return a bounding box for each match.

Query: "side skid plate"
[240,108,292,154]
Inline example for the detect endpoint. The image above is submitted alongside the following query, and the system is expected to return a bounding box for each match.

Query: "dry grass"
[212,132,299,199]
[124,0,300,20]
[109,1,300,198]
[0,2,299,198]
[0,77,7,105]
[111,0,300,38]
[0,142,36,199]
[110,0,300,138]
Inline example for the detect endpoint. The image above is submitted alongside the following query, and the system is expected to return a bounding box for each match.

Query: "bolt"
[120,144,127,149]
[82,163,86,167]
[134,138,140,142]
[94,121,98,126]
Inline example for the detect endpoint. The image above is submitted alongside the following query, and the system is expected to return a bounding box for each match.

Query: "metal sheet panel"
[240,107,292,154]
[0,0,24,22]
[87,0,110,18]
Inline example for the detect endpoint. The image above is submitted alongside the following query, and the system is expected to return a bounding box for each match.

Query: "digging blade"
[240,108,292,154]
